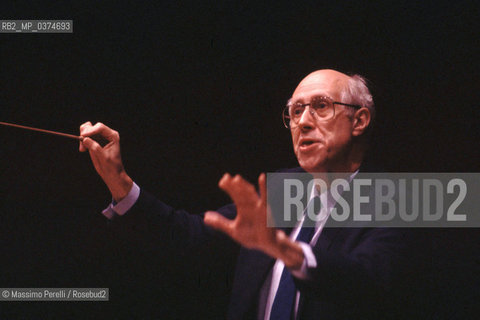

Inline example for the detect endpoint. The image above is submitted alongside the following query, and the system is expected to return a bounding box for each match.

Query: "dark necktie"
[269,197,320,320]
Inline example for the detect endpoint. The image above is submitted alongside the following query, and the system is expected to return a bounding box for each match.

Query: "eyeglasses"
[282,96,361,128]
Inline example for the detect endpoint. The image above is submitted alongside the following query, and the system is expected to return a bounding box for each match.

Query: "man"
[79,69,409,319]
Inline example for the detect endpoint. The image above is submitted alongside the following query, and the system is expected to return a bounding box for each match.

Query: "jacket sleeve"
[106,187,240,265]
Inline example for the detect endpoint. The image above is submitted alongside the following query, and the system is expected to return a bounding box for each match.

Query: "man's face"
[290,70,355,172]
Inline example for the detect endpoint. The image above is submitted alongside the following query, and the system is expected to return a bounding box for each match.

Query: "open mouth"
[301,140,315,146]
[299,139,320,150]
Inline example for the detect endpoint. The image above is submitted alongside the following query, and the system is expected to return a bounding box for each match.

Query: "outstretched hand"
[79,121,133,202]
[204,173,304,269]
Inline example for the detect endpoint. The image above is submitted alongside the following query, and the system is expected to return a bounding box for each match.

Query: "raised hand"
[79,121,133,202]
[204,173,304,269]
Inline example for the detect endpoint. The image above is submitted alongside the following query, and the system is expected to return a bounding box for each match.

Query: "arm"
[78,121,240,316]
[79,122,295,263]
[110,187,238,249]
[79,121,238,248]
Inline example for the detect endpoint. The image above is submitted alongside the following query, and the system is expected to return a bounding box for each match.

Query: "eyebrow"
[287,97,309,105]
[287,95,331,105]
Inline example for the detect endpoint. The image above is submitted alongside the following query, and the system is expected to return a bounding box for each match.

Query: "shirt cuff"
[101,182,140,219]
[290,242,317,280]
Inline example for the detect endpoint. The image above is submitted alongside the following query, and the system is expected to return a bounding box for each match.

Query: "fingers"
[79,121,119,151]
[79,121,92,152]
[218,173,258,205]
[79,121,92,131]
[258,173,267,205]
[82,137,101,153]
[80,122,118,140]
[82,137,104,172]
[204,211,233,236]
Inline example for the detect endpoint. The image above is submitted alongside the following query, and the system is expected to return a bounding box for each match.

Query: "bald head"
[292,69,351,101]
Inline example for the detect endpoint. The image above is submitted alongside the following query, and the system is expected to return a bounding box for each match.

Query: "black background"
[0,1,479,318]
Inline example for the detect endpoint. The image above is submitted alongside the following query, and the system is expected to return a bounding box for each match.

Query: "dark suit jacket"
[108,168,416,319]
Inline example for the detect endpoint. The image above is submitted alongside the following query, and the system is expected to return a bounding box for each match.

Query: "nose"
[297,105,315,131]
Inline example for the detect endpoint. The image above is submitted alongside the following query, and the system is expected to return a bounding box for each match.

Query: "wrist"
[272,237,304,270]
[109,171,133,202]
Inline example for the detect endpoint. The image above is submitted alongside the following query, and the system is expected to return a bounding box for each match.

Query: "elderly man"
[80,69,407,319]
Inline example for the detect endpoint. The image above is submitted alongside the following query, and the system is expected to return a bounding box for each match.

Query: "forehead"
[291,71,349,102]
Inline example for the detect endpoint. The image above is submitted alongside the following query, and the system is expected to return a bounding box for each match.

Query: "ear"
[351,107,371,137]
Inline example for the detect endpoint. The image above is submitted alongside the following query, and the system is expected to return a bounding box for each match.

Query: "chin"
[298,159,327,173]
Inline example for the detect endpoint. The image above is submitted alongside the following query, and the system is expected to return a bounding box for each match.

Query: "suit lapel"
[315,226,342,251]
[314,171,361,250]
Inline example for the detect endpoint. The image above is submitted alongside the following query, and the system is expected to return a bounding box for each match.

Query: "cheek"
[325,127,351,154]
